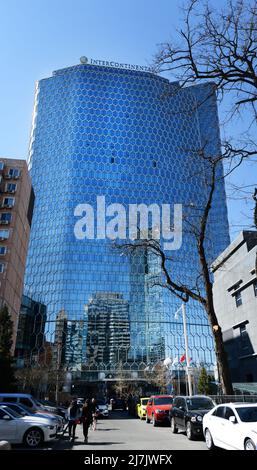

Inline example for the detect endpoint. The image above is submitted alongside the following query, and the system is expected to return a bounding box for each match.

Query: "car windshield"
[154,397,173,405]
[10,405,28,416]
[35,399,44,407]
[97,401,107,406]
[236,407,257,422]
[142,399,148,405]
[186,398,214,410]
[1,406,22,418]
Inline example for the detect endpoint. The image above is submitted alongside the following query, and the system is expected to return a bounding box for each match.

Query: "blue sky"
[0,0,256,239]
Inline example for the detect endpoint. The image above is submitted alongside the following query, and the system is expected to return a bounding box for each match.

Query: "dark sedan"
[169,395,215,440]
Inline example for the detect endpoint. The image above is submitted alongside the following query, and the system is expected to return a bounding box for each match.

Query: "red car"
[146,395,174,426]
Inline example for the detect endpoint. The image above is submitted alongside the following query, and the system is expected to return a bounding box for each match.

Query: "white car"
[0,402,64,433]
[97,401,109,418]
[0,405,57,448]
[203,403,257,450]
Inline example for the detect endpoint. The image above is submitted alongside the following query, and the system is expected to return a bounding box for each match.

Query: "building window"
[0,230,9,240]
[110,157,115,163]
[240,324,248,350]
[253,281,257,297]
[2,197,15,208]
[0,213,12,224]
[7,168,20,179]
[5,183,17,193]
[235,291,242,307]
[153,160,157,168]
[0,162,4,171]
[0,246,6,255]
[0,263,5,273]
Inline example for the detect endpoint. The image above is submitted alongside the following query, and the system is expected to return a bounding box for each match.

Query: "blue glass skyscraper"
[24,60,230,382]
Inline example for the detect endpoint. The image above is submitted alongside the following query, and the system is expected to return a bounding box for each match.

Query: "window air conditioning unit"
[0,220,9,225]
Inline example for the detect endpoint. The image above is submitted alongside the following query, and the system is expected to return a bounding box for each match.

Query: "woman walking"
[81,399,93,443]
[67,399,81,442]
[91,397,98,431]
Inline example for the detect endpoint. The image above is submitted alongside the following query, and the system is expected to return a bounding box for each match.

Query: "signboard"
[80,56,156,74]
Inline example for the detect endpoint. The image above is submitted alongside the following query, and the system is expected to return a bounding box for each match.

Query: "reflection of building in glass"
[24,61,230,378]
[15,294,47,367]
[85,292,130,367]
[65,319,85,370]
[53,309,67,367]
[129,247,165,364]
[53,309,84,371]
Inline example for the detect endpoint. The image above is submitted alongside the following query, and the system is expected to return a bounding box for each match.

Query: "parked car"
[0,393,43,412]
[136,398,150,420]
[203,403,257,450]
[146,395,174,426]
[96,400,109,418]
[0,402,63,433]
[170,395,215,440]
[0,394,64,431]
[36,400,68,420]
[111,398,126,411]
[0,405,57,448]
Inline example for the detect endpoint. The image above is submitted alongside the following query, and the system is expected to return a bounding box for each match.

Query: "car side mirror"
[229,416,236,424]
[3,415,12,421]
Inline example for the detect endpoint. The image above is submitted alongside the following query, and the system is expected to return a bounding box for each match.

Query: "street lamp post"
[174,303,193,396]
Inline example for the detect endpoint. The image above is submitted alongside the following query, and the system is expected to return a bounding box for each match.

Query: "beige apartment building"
[0,158,34,352]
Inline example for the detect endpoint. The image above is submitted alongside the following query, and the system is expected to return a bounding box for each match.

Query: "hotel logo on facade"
[80,56,155,73]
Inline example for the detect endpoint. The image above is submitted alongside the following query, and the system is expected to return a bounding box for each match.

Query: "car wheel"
[152,415,158,427]
[23,427,44,448]
[186,421,194,440]
[146,414,150,424]
[244,438,256,450]
[171,417,178,434]
[205,428,215,450]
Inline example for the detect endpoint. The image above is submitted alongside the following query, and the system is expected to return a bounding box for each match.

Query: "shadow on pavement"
[97,428,120,431]
[72,441,125,446]
[108,412,137,420]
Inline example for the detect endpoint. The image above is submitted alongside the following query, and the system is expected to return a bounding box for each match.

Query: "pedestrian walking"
[91,397,98,431]
[67,399,81,442]
[81,399,93,443]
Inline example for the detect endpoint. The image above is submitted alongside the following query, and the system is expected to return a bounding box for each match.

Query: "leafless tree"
[155,0,257,163]
[117,147,242,394]
[144,362,172,394]
[156,1,256,116]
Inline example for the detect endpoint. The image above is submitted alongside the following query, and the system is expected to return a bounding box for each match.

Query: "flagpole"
[182,303,193,396]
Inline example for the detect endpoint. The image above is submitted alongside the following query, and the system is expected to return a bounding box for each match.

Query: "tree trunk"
[204,301,234,395]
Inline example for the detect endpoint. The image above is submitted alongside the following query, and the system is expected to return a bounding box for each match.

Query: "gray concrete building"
[212,231,257,385]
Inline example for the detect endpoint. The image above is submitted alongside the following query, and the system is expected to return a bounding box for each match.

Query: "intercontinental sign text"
[80,56,156,74]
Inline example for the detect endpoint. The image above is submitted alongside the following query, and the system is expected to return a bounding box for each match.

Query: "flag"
[172,357,179,366]
[174,308,181,320]
[179,354,186,363]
